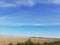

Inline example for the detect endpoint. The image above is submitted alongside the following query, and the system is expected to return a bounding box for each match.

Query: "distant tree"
[16,42,22,45]
[43,42,47,45]
[25,39,33,45]
[21,43,24,45]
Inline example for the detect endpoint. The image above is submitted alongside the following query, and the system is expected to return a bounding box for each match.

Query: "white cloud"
[0,0,38,8]
[0,0,60,8]
[0,1,16,8]
[15,0,37,7]
[53,0,60,4]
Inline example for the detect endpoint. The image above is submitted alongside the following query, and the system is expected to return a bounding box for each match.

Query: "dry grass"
[0,37,59,45]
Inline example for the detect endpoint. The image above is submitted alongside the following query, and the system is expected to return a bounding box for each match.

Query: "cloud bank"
[0,0,60,8]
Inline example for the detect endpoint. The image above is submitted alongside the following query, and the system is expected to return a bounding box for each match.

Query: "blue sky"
[0,0,60,38]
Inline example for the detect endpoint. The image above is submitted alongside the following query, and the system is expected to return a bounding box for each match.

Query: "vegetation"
[7,39,60,45]
[8,43,13,45]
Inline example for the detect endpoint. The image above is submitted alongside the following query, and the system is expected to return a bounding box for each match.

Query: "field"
[0,37,60,45]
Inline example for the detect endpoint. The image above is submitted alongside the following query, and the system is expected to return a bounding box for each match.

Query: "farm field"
[0,37,60,45]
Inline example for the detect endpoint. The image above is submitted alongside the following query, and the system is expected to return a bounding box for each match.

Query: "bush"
[7,43,13,45]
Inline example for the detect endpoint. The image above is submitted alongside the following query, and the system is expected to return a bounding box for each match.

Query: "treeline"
[7,39,60,45]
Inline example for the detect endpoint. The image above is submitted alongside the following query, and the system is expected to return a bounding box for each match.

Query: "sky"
[0,0,60,38]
